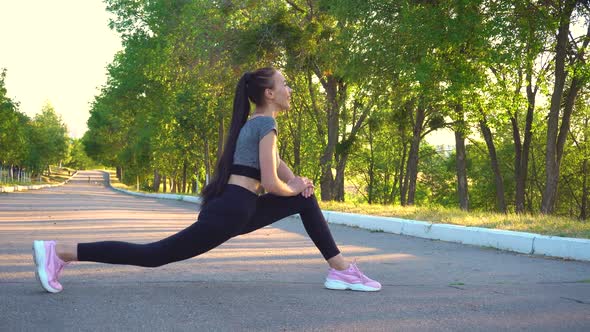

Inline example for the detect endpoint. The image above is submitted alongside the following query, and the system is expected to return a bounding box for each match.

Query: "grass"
[42,166,76,184]
[318,201,590,240]
[0,166,75,186]
[102,170,590,240]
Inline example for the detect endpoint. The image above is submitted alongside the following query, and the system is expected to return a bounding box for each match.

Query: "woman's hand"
[300,177,315,198]
[286,176,307,194]
[287,176,314,196]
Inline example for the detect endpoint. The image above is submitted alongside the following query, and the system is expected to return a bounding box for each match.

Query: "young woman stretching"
[33,67,381,293]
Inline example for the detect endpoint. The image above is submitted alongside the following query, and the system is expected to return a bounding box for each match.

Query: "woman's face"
[268,71,292,111]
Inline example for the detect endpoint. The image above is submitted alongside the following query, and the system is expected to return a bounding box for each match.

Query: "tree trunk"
[318,75,340,201]
[530,147,541,209]
[293,114,302,175]
[283,106,303,175]
[217,115,224,162]
[480,117,506,213]
[313,64,376,202]
[182,161,187,193]
[392,142,407,205]
[541,0,576,214]
[204,138,211,184]
[401,166,409,206]
[455,104,469,211]
[171,177,176,193]
[516,71,536,213]
[334,117,372,202]
[192,163,198,194]
[581,158,588,220]
[162,175,167,193]
[153,169,161,192]
[405,105,425,205]
[544,60,584,214]
[116,166,122,181]
[368,126,375,204]
[334,154,349,201]
[511,107,523,211]
[557,77,582,164]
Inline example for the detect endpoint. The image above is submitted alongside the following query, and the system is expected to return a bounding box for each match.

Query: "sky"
[0,0,123,138]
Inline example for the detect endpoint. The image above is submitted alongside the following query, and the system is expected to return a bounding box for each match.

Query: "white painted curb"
[0,171,79,193]
[102,171,590,262]
[316,210,589,262]
[533,235,590,261]
[428,224,537,254]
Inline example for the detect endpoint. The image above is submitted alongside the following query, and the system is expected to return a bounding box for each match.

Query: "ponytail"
[200,74,251,206]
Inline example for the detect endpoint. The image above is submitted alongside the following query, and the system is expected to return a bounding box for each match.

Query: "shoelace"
[349,260,371,283]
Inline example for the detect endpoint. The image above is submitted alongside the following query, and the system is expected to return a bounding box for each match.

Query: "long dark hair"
[200,67,276,206]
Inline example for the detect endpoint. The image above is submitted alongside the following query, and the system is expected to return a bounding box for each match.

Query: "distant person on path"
[33,67,381,293]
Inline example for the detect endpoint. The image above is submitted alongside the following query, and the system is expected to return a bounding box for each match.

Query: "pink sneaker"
[32,240,68,293]
[324,262,381,292]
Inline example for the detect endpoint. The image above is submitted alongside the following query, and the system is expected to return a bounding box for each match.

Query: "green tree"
[65,138,94,170]
[29,103,69,175]
[0,69,31,169]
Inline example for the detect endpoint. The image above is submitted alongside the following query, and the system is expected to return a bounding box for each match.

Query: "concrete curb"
[102,171,590,262]
[0,170,79,193]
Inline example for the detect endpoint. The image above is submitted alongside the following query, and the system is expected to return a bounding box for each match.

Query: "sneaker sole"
[324,279,380,292]
[32,241,61,293]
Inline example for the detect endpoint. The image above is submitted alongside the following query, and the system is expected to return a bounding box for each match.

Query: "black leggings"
[77,184,341,267]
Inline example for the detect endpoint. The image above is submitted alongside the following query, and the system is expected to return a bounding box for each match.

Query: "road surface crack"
[560,296,590,305]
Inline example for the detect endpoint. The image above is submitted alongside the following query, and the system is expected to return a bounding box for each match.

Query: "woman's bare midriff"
[227,174,264,195]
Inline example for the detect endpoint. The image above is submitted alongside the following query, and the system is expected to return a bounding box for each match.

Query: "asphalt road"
[1,170,589,331]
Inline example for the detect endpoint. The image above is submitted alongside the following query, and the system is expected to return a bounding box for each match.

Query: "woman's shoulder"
[248,116,277,134]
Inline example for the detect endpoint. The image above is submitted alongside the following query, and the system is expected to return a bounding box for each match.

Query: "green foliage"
[418,144,457,207]
[81,0,590,225]
[0,69,30,166]
[64,139,95,170]
[28,103,69,174]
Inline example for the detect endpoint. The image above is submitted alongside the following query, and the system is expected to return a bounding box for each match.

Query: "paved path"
[1,170,589,331]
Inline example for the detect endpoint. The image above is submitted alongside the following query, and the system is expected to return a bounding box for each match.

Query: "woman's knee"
[297,194,321,213]
[303,193,319,206]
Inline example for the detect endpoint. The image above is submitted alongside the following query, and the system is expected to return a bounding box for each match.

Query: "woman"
[33,67,381,293]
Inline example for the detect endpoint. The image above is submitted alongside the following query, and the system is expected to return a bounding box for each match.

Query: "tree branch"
[285,0,305,13]
[310,61,328,91]
[563,175,582,210]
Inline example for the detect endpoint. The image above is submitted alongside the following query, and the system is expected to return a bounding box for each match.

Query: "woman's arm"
[259,132,309,196]
[277,159,295,183]
[277,156,315,198]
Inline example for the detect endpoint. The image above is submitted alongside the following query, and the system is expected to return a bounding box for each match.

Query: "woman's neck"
[251,105,278,118]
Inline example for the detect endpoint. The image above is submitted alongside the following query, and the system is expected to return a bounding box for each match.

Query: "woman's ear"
[264,87,274,101]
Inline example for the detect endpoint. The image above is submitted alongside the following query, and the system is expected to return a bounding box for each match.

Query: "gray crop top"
[232,116,279,179]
